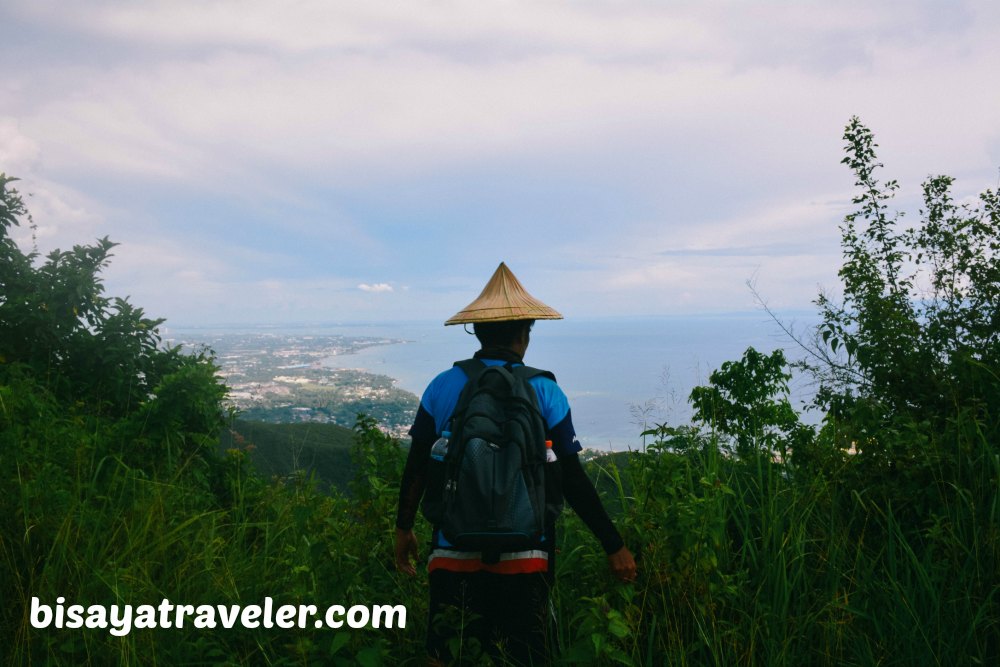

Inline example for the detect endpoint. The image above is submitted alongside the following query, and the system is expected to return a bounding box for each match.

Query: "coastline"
[219,313,821,450]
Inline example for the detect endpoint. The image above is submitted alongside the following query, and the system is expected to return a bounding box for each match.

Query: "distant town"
[167,331,419,438]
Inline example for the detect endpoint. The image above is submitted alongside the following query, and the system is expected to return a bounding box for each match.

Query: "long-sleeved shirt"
[395,354,624,573]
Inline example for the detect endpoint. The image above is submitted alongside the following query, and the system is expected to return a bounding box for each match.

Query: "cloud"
[0,117,40,169]
[5,3,997,204]
[358,283,394,293]
[2,0,998,325]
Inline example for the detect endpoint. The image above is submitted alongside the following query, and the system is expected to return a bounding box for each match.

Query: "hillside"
[221,420,621,497]
[221,419,362,492]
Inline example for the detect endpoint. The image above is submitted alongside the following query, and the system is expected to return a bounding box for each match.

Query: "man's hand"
[394,528,419,576]
[607,545,637,583]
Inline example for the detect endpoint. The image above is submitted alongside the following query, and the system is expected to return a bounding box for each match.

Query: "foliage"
[794,118,1000,524]
[1,173,227,661]
[220,419,359,492]
[690,347,813,460]
[349,414,406,526]
[812,117,1000,434]
[551,118,999,665]
[1,178,211,426]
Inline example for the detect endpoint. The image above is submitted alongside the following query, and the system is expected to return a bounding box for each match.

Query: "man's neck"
[473,346,524,364]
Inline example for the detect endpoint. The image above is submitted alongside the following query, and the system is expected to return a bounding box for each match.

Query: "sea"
[195,312,822,451]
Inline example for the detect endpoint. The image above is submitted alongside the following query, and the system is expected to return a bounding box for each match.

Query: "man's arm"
[394,405,436,576]
[558,452,624,553]
[558,451,637,582]
[543,398,637,582]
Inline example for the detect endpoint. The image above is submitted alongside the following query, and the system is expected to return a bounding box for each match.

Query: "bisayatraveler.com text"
[30,597,406,636]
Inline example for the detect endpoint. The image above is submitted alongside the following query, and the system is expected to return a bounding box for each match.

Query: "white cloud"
[7,0,995,189]
[1,174,108,253]
[0,117,40,170]
[358,283,394,293]
[2,0,998,324]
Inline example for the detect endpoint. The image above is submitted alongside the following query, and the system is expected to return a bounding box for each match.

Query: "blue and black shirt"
[395,350,625,573]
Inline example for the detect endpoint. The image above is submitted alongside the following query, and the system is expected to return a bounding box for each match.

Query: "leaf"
[608,613,630,639]
[356,647,383,667]
[328,632,350,656]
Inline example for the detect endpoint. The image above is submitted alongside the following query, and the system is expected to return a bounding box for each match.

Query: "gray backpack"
[422,359,559,563]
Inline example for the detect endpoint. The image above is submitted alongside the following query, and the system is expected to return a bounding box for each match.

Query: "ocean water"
[319,313,821,450]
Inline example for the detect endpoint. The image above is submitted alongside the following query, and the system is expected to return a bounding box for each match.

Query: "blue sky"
[2,1,998,325]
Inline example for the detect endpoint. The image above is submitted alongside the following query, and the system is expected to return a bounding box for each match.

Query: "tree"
[690,347,811,460]
[808,119,1000,430]
[0,173,226,462]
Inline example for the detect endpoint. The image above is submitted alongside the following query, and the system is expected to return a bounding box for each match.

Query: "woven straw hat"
[445,262,563,325]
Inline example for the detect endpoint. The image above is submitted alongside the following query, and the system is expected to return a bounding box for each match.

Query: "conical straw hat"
[445,262,563,325]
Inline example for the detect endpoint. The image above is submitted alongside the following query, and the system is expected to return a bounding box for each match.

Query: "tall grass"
[552,411,999,666]
[1,375,420,664]
[3,373,998,664]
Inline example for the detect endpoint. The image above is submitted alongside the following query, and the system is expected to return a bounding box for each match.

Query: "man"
[394,262,636,665]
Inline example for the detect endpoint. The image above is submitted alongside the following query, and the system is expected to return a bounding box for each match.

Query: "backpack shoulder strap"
[453,358,557,384]
[453,358,487,381]
[512,365,556,384]
[452,359,556,382]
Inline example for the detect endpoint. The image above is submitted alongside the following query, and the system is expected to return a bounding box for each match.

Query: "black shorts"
[427,569,555,666]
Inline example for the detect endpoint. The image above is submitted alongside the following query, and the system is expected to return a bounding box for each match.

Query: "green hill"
[221,419,361,492]
[222,419,624,497]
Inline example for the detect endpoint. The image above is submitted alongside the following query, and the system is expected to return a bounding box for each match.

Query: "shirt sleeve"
[532,376,623,553]
[529,375,569,428]
[395,404,436,531]
[420,367,467,436]
[396,367,466,530]
[547,409,583,459]
[529,375,582,459]
[559,452,625,555]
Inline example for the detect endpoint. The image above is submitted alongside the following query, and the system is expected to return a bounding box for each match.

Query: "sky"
[2,0,999,326]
